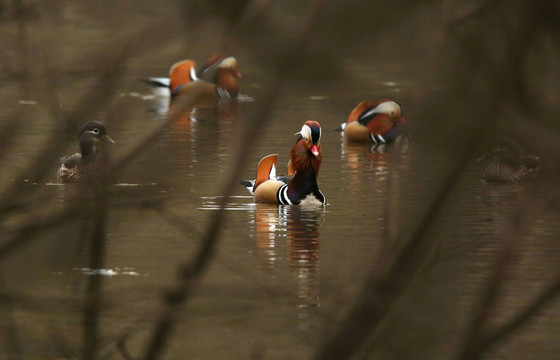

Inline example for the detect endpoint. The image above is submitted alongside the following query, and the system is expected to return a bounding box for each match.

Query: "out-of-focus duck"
[477,139,540,183]
[57,121,115,183]
[175,55,241,100]
[242,121,325,205]
[141,55,242,100]
[141,59,197,91]
[336,100,404,145]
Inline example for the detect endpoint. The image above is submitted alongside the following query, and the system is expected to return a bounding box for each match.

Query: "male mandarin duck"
[477,139,540,183]
[243,121,326,205]
[337,100,404,145]
[142,55,242,100]
[57,121,115,183]
[174,55,241,99]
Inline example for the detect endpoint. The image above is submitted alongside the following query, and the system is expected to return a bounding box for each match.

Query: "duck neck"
[216,70,238,97]
[287,166,320,203]
[500,150,521,166]
[79,134,98,162]
[290,139,321,178]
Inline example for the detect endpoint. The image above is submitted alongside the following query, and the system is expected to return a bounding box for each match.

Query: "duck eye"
[391,111,395,116]
[92,128,100,134]
[492,146,500,152]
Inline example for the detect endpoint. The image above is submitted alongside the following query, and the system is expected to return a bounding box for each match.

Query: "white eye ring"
[93,128,100,134]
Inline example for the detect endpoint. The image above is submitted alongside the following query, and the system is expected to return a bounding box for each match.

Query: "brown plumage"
[57,121,115,183]
[289,121,322,177]
[478,139,540,183]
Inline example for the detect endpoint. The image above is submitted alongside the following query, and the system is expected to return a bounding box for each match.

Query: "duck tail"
[139,77,171,88]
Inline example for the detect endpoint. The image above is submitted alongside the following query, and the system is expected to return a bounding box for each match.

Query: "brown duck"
[477,139,540,183]
[57,121,115,183]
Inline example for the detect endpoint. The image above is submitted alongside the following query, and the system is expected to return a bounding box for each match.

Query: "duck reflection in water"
[252,204,322,329]
[341,138,410,194]
[141,56,242,185]
[165,56,241,177]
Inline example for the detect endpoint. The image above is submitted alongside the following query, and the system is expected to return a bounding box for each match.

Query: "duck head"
[79,121,115,156]
[198,55,242,81]
[290,121,322,176]
[359,100,403,127]
[477,139,523,166]
[198,56,242,98]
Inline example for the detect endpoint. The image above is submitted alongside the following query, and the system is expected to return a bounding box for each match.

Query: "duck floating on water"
[142,55,242,101]
[57,121,115,183]
[337,100,404,145]
[477,139,540,183]
[243,121,325,205]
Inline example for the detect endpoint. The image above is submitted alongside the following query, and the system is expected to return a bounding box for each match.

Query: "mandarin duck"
[337,100,404,145]
[142,55,242,100]
[243,121,325,205]
[477,139,540,183]
[57,121,115,183]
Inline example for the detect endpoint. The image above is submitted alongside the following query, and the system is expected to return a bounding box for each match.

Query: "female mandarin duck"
[244,121,325,205]
[337,99,404,145]
[143,55,242,100]
[477,139,540,183]
[57,121,115,183]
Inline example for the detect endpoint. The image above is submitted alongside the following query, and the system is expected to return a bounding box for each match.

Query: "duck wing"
[60,153,81,168]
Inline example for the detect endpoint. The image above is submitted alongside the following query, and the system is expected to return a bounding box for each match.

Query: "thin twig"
[82,184,110,360]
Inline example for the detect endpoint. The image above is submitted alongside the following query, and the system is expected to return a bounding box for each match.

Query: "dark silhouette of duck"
[57,121,115,183]
[477,139,540,183]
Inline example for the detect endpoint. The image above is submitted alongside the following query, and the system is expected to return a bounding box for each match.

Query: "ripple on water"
[198,195,256,211]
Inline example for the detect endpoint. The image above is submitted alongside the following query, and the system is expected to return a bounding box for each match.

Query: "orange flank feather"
[169,60,197,94]
[253,154,278,192]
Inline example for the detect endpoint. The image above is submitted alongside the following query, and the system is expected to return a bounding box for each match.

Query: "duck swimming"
[142,55,242,100]
[337,100,404,145]
[477,139,540,183]
[57,121,115,183]
[243,121,325,205]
